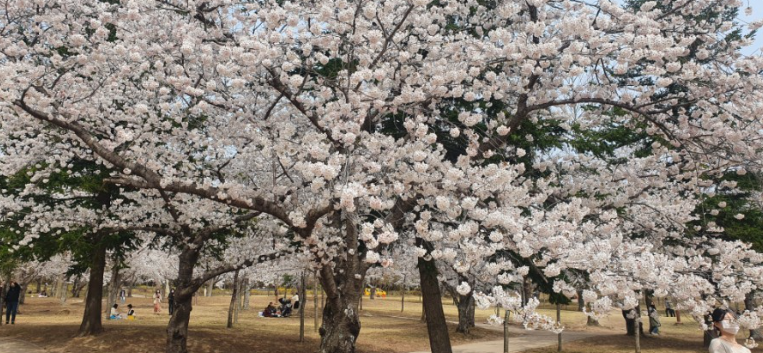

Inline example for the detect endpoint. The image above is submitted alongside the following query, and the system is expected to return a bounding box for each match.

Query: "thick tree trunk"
[417,243,453,353]
[79,240,107,336]
[576,289,585,311]
[456,293,475,334]
[369,284,376,300]
[318,269,363,353]
[35,279,41,294]
[166,247,202,353]
[227,269,240,329]
[318,287,362,353]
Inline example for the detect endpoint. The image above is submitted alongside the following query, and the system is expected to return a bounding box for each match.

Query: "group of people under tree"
[262,291,300,318]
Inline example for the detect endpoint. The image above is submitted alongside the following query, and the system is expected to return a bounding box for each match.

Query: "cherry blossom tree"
[2,1,763,353]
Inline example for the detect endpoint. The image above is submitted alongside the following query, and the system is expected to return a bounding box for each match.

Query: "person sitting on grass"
[110,303,123,320]
[709,308,751,353]
[126,304,136,320]
[263,302,278,317]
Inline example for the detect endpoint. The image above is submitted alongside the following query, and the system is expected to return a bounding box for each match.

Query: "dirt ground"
[0,288,501,353]
[2,288,761,353]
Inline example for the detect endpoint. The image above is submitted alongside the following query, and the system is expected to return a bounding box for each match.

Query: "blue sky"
[741,3,763,56]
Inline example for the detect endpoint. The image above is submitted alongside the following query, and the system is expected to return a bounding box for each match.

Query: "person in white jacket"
[708,308,751,353]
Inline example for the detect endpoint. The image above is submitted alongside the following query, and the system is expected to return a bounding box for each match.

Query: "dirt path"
[407,320,604,353]
[0,337,47,352]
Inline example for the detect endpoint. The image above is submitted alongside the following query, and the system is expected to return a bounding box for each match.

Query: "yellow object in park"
[363,288,387,298]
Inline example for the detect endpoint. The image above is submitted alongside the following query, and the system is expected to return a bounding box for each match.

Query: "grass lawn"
[2,288,761,353]
[0,288,501,353]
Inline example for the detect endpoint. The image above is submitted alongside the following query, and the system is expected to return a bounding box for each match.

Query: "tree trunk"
[557,303,562,352]
[0,280,7,327]
[318,268,364,353]
[19,281,29,305]
[227,269,239,329]
[71,276,79,297]
[59,277,68,305]
[127,281,134,298]
[166,247,201,353]
[300,272,306,342]
[35,279,41,294]
[78,240,107,336]
[206,279,214,297]
[314,270,320,332]
[73,279,87,298]
[634,313,641,353]
[369,284,376,300]
[456,293,475,334]
[242,276,250,310]
[586,302,600,326]
[576,289,585,312]
[50,279,58,298]
[417,244,453,353]
[106,264,121,317]
[401,276,406,313]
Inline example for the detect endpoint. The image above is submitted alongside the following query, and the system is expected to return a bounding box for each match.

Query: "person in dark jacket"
[168,290,175,315]
[5,281,21,324]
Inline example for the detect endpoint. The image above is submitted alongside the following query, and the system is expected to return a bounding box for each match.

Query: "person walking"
[168,289,175,315]
[153,289,162,315]
[709,308,751,353]
[119,287,126,303]
[5,281,21,324]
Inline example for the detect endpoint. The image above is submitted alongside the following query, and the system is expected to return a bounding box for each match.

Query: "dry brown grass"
[0,288,501,353]
[4,288,762,353]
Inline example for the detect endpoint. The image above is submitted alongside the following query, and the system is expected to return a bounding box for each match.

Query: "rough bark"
[576,289,585,312]
[78,239,107,336]
[318,266,364,353]
[167,248,200,353]
[227,269,240,328]
[417,237,453,353]
[455,293,475,334]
